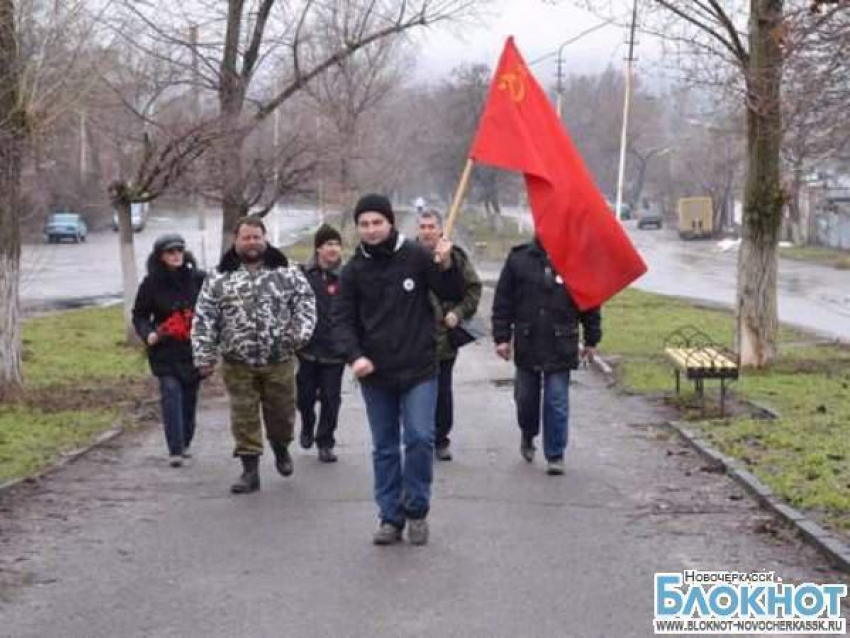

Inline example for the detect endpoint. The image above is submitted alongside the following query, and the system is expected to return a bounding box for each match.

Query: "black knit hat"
[153,233,185,254]
[353,193,395,225]
[314,223,342,249]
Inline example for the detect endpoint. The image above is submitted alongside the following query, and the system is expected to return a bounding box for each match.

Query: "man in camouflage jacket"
[192,216,316,494]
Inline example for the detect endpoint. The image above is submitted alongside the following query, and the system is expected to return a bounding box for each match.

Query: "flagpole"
[443,158,475,241]
[615,0,638,223]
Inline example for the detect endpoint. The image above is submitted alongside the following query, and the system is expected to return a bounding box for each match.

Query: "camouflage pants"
[222,360,295,456]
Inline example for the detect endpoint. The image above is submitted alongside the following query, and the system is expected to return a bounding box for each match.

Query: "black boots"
[231,455,260,494]
[231,445,292,493]
[317,447,338,463]
[271,441,294,477]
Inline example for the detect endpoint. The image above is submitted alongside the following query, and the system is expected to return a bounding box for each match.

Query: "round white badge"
[403,278,416,292]
[555,275,564,284]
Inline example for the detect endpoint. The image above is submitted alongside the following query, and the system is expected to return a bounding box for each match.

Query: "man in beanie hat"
[336,193,465,546]
[296,223,345,463]
[192,216,316,494]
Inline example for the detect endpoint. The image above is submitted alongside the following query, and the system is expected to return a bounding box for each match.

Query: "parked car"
[637,203,664,230]
[112,202,148,232]
[44,212,88,244]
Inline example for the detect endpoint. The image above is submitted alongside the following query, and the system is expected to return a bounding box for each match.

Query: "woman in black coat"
[132,233,206,467]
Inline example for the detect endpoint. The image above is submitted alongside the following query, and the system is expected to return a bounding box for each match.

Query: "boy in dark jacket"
[335,194,464,546]
[133,233,206,466]
[492,237,602,476]
[297,224,345,463]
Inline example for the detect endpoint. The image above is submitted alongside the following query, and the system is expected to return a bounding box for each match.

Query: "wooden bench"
[664,345,739,417]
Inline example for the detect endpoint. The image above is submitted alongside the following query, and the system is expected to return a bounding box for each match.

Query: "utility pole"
[190,25,207,268]
[79,109,87,184]
[272,80,282,246]
[316,114,324,223]
[615,0,638,222]
[556,52,564,119]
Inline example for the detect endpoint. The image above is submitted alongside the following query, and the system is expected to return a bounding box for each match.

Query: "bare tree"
[306,38,408,223]
[570,0,850,367]
[781,8,850,242]
[0,0,25,397]
[95,35,225,342]
[1,0,103,396]
[115,0,483,252]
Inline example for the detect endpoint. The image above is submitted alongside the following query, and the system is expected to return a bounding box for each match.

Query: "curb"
[0,425,125,496]
[593,352,850,573]
[666,420,850,574]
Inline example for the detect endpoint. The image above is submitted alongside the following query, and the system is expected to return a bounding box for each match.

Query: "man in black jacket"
[492,238,602,475]
[297,224,345,463]
[335,194,463,546]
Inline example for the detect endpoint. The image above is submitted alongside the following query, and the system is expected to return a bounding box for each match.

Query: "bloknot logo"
[654,571,847,635]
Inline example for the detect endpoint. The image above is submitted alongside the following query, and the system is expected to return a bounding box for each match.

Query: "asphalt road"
[1,337,845,637]
[624,224,850,342]
[487,210,850,343]
[20,207,318,313]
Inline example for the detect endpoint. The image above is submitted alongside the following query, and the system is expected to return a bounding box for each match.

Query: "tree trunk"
[116,199,140,344]
[220,144,245,254]
[736,0,785,368]
[219,101,246,253]
[0,0,24,398]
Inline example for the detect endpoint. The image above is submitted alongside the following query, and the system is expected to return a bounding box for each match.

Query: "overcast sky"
[412,1,661,87]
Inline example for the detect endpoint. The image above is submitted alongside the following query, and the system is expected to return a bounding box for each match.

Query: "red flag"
[470,37,647,310]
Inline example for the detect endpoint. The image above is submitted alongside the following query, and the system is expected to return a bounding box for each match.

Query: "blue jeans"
[158,375,200,456]
[514,368,570,460]
[361,377,438,527]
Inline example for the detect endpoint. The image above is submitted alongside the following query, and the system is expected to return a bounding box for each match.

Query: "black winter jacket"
[335,232,465,390]
[299,256,345,363]
[133,253,206,381]
[492,241,601,372]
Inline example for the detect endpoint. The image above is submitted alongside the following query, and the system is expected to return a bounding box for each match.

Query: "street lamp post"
[614,0,639,222]
[549,21,612,119]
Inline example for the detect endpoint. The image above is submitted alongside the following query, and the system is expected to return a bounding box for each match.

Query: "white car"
[112,203,148,232]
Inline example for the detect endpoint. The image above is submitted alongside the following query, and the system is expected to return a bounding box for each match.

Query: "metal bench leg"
[720,379,726,417]
[697,379,705,416]
[675,369,680,395]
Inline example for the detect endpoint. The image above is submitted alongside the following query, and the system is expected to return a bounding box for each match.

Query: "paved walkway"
[1,340,846,637]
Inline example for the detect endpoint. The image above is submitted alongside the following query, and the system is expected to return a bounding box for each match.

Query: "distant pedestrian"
[335,194,464,545]
[192,217,316,494]
[416,209,482,461]
[491,237,601,475]
[133,233,206,467]
[297,224,346,463]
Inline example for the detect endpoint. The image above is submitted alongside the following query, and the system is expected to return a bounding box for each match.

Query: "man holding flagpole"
[335,194,464,546]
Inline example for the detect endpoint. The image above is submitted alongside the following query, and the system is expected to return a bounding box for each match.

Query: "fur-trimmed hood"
[217,245,289,273]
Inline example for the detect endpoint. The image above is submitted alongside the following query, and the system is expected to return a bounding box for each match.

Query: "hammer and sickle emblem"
[497,67,526,102]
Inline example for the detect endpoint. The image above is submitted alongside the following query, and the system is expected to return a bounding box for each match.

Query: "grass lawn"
[0,306,150,483]
[780,244,850,270]
[460,213,532,261]
[605,288,850,535]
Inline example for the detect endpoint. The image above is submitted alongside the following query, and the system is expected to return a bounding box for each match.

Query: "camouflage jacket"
[192,246,317,367]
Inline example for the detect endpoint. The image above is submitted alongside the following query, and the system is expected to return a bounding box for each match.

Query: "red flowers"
[158,310,194,341]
